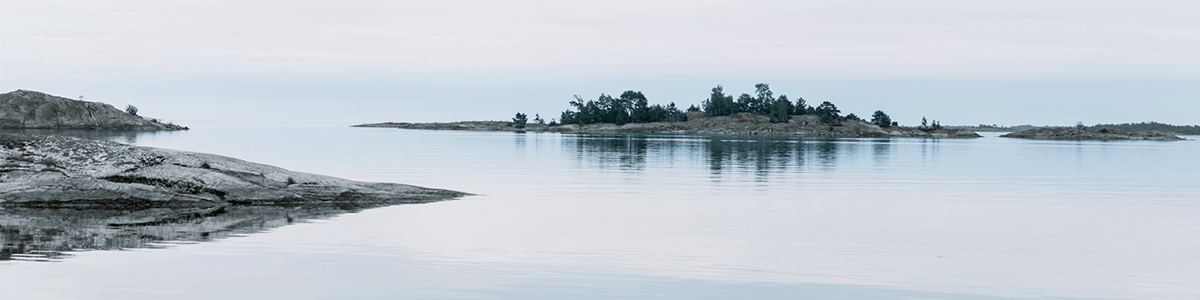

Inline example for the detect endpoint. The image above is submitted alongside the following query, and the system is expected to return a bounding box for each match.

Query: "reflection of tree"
[567,133,894,181]
[872,138,892,165]
[816,139,838,166]
[569,133,651,171]
[704,136,804,179]
[0,200,446,262]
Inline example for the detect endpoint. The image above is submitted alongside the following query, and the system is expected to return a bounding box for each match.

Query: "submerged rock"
[354,112,981,139]
[0,133,468,209]
[0,89,187,130]
[1000,127,1183,141]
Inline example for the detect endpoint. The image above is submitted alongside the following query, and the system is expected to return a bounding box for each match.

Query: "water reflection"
[569,134,651,171]
[566,133,903,180]
[872,138,892,166]
[0,200,444,262]
[0,128,171,144]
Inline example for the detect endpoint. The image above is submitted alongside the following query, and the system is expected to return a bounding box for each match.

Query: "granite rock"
[0,133,468,209]
[1,89,187,130]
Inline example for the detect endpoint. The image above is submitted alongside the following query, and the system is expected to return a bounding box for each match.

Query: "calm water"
[2,121,1198,300]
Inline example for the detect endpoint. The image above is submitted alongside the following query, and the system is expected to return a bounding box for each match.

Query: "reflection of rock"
[0,202,433,261]
[0,128,145,144]
[354,112,981,138]
[1,90,187,130]
[1000,127,1183,141]
[1,133,468,209]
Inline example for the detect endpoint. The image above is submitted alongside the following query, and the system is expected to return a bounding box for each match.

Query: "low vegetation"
[953,122,1200,135]
[557,91,689,125]
[515,83,918,129]
[1088,122,1200,135]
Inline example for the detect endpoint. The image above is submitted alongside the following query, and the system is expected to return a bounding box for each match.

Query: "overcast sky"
[2,0,1198,125]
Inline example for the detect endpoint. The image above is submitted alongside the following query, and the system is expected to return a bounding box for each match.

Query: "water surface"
[2,122,1198,299]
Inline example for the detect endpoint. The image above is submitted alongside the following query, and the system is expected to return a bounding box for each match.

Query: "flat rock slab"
[0,133,468,209]
[1000,127,1183,141]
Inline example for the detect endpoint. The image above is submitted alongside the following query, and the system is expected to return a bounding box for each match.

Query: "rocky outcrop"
[0,133,468,209]
[354,112,981,138]
[1000,127,1183,141]
[1,89,187,130]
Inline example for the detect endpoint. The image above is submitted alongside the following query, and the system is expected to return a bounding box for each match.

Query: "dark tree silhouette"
[513,112,528,128]
[560,91,685,125]
[703,85,737,117]
[791,97,809,115]
[768,95,793,123]
[870,110,892,128]
[815,101,841,124]
[750,83,774,115]
[512,112,528,128]
[625,90,651,123]
[736,93,755,114]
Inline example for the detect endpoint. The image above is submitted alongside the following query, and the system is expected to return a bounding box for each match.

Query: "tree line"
[515,83,925,130]
[555,90,693,126]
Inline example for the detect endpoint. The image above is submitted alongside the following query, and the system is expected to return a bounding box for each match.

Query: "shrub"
[815,101,841,124]
[512,112,528,129]
[870,111,893,128]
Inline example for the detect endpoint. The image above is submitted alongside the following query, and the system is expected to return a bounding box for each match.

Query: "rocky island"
[356,112,982,138]
[359,84,981,138]
[1000,127,1184,141]
[1,89,187,130]
[0,133,469,212]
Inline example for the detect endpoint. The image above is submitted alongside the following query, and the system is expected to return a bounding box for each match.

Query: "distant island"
[1,89,187,131]
[951,122,1200,135]
[1001,127,1184,141]
[356,84,981,139]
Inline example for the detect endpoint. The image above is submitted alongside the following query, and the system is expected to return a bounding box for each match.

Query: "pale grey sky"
[3,0,1198,125]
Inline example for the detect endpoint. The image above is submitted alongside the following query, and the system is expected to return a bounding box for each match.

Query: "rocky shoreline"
[1000,127,1184,141]
[1,90,187,131]
[355,112,982,139]
[0,133,468,210]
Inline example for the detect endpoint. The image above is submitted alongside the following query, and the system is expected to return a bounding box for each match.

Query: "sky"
[2,0,1198,126]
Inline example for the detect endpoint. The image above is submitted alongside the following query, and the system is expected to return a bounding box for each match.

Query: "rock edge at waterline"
[1000,127,1184,141]
[1,89,187,130]
[0,133,469,209]
[355,112,982,139]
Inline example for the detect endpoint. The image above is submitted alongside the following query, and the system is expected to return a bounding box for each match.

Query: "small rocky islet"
[1000,127,1184,141]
